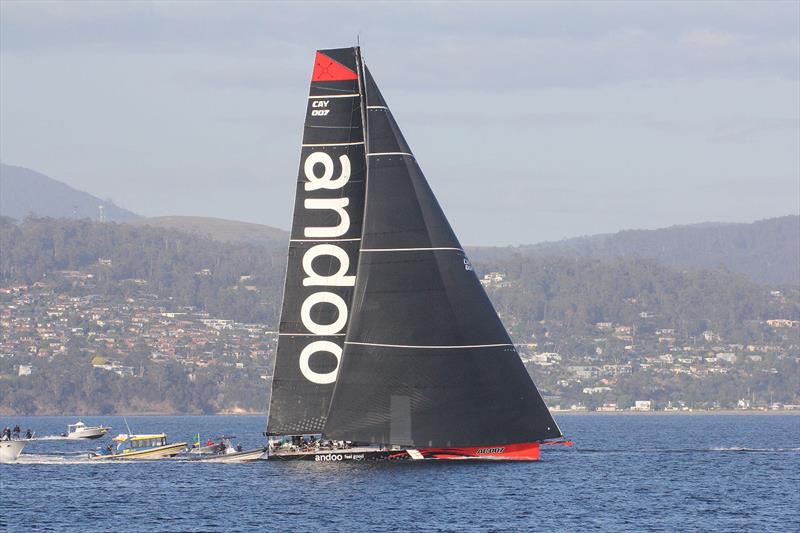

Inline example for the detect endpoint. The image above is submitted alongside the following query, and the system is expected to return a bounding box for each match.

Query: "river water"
[1,414,798,532]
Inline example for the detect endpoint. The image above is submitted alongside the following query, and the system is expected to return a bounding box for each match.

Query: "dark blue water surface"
[1,414,798,532]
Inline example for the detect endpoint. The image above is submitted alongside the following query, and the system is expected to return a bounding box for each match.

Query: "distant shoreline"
[0,411,268,417]
[1,410,798,418]
[553,410,800,416]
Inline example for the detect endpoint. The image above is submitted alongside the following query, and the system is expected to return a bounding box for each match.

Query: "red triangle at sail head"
[312,51,358,82]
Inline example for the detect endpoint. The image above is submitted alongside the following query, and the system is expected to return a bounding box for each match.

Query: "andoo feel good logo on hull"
[267,48,366,435]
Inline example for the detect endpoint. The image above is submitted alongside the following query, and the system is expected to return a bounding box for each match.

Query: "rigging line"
[345,341,513,349]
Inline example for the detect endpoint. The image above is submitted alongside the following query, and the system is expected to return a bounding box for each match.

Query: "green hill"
[128,216,287,246]
[1,217,797,414]
[470,216,800,286]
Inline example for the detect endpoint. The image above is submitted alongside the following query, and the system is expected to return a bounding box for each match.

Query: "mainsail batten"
[266,47,367,435]
[322,61,562,447]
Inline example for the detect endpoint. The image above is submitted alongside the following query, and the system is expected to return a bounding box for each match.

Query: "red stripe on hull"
[416,442,540,461]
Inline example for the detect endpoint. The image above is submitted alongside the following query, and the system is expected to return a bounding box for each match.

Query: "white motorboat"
[67,421,111,439]
[194,437,266,462]
[195,447,267,462]
[0,440,26,462]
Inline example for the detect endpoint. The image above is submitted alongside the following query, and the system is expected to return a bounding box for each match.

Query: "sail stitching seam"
[345,342,513,349]
[302,142,365,147]
[290,238,362,242]
[367,152,413,156]
[360,247,463,252]
[308,94,361,98]
[279,333,346,336]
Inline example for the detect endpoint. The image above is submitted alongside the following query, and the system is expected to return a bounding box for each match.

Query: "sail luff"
[267,48,367,436]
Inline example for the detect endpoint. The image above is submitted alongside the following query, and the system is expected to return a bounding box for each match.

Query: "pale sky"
[1,1,798,245]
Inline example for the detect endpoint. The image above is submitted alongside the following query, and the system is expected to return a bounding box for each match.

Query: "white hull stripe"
[302,141,365,147]
[367,152,413,157]
[367,106,389,110]
[291,238,362,242]
[308,94,360,99]
[360,247,463,252]
[345,342,513,349]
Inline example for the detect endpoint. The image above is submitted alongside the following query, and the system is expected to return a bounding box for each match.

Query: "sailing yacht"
[266,47,566,461]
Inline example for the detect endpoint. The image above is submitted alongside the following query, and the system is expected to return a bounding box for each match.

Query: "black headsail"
[323,64,562,447]
[267,48,367,435]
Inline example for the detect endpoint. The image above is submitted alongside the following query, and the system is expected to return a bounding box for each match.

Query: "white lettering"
[312,100,329,108]
[302,244,355,287]
[314,453,344,461]
[477,447,505,454]
[299,340,342,385]
[304,153,351,192]
[293,148,356,385]
[300,292,348,335]
[303,198,351,238]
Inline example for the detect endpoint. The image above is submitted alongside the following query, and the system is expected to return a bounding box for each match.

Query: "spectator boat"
[0,440,26,462]
[189,437,267,462]
[89,433,186,460]
[66,421,111,440]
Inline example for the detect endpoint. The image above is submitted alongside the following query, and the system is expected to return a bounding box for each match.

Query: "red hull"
[410,441,541,461]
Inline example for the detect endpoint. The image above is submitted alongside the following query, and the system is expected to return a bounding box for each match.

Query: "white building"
[716,352,737,364]
[479,272,506,287]
[582,386,612,395]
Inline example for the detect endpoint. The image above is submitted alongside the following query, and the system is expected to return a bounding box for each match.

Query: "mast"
[266,48,367,436]
[323,62,562,448]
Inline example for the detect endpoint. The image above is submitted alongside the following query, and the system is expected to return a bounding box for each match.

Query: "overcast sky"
[1,1,798,245]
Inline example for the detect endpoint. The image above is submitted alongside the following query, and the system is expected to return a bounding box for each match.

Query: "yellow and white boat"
[90,433,186,460]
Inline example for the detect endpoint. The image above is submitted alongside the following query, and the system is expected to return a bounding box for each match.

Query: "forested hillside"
[472,215,800,286]
[1,217,797,414]
[2,217,796,341]
[0,217,285,325]
[478,254,799,343]
[129,216,288,245]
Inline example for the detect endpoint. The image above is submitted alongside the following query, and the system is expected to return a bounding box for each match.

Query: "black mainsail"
[322,64,562,447]
[267,48,367,435]
[267,47,561,455]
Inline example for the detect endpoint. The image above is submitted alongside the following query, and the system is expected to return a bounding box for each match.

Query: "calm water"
[1,414,798,532]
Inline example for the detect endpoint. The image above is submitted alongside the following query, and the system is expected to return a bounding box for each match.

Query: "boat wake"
[7,453,266,465]
[576,447,800,454]
[10,453,103,465]
[707,446,800,453]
